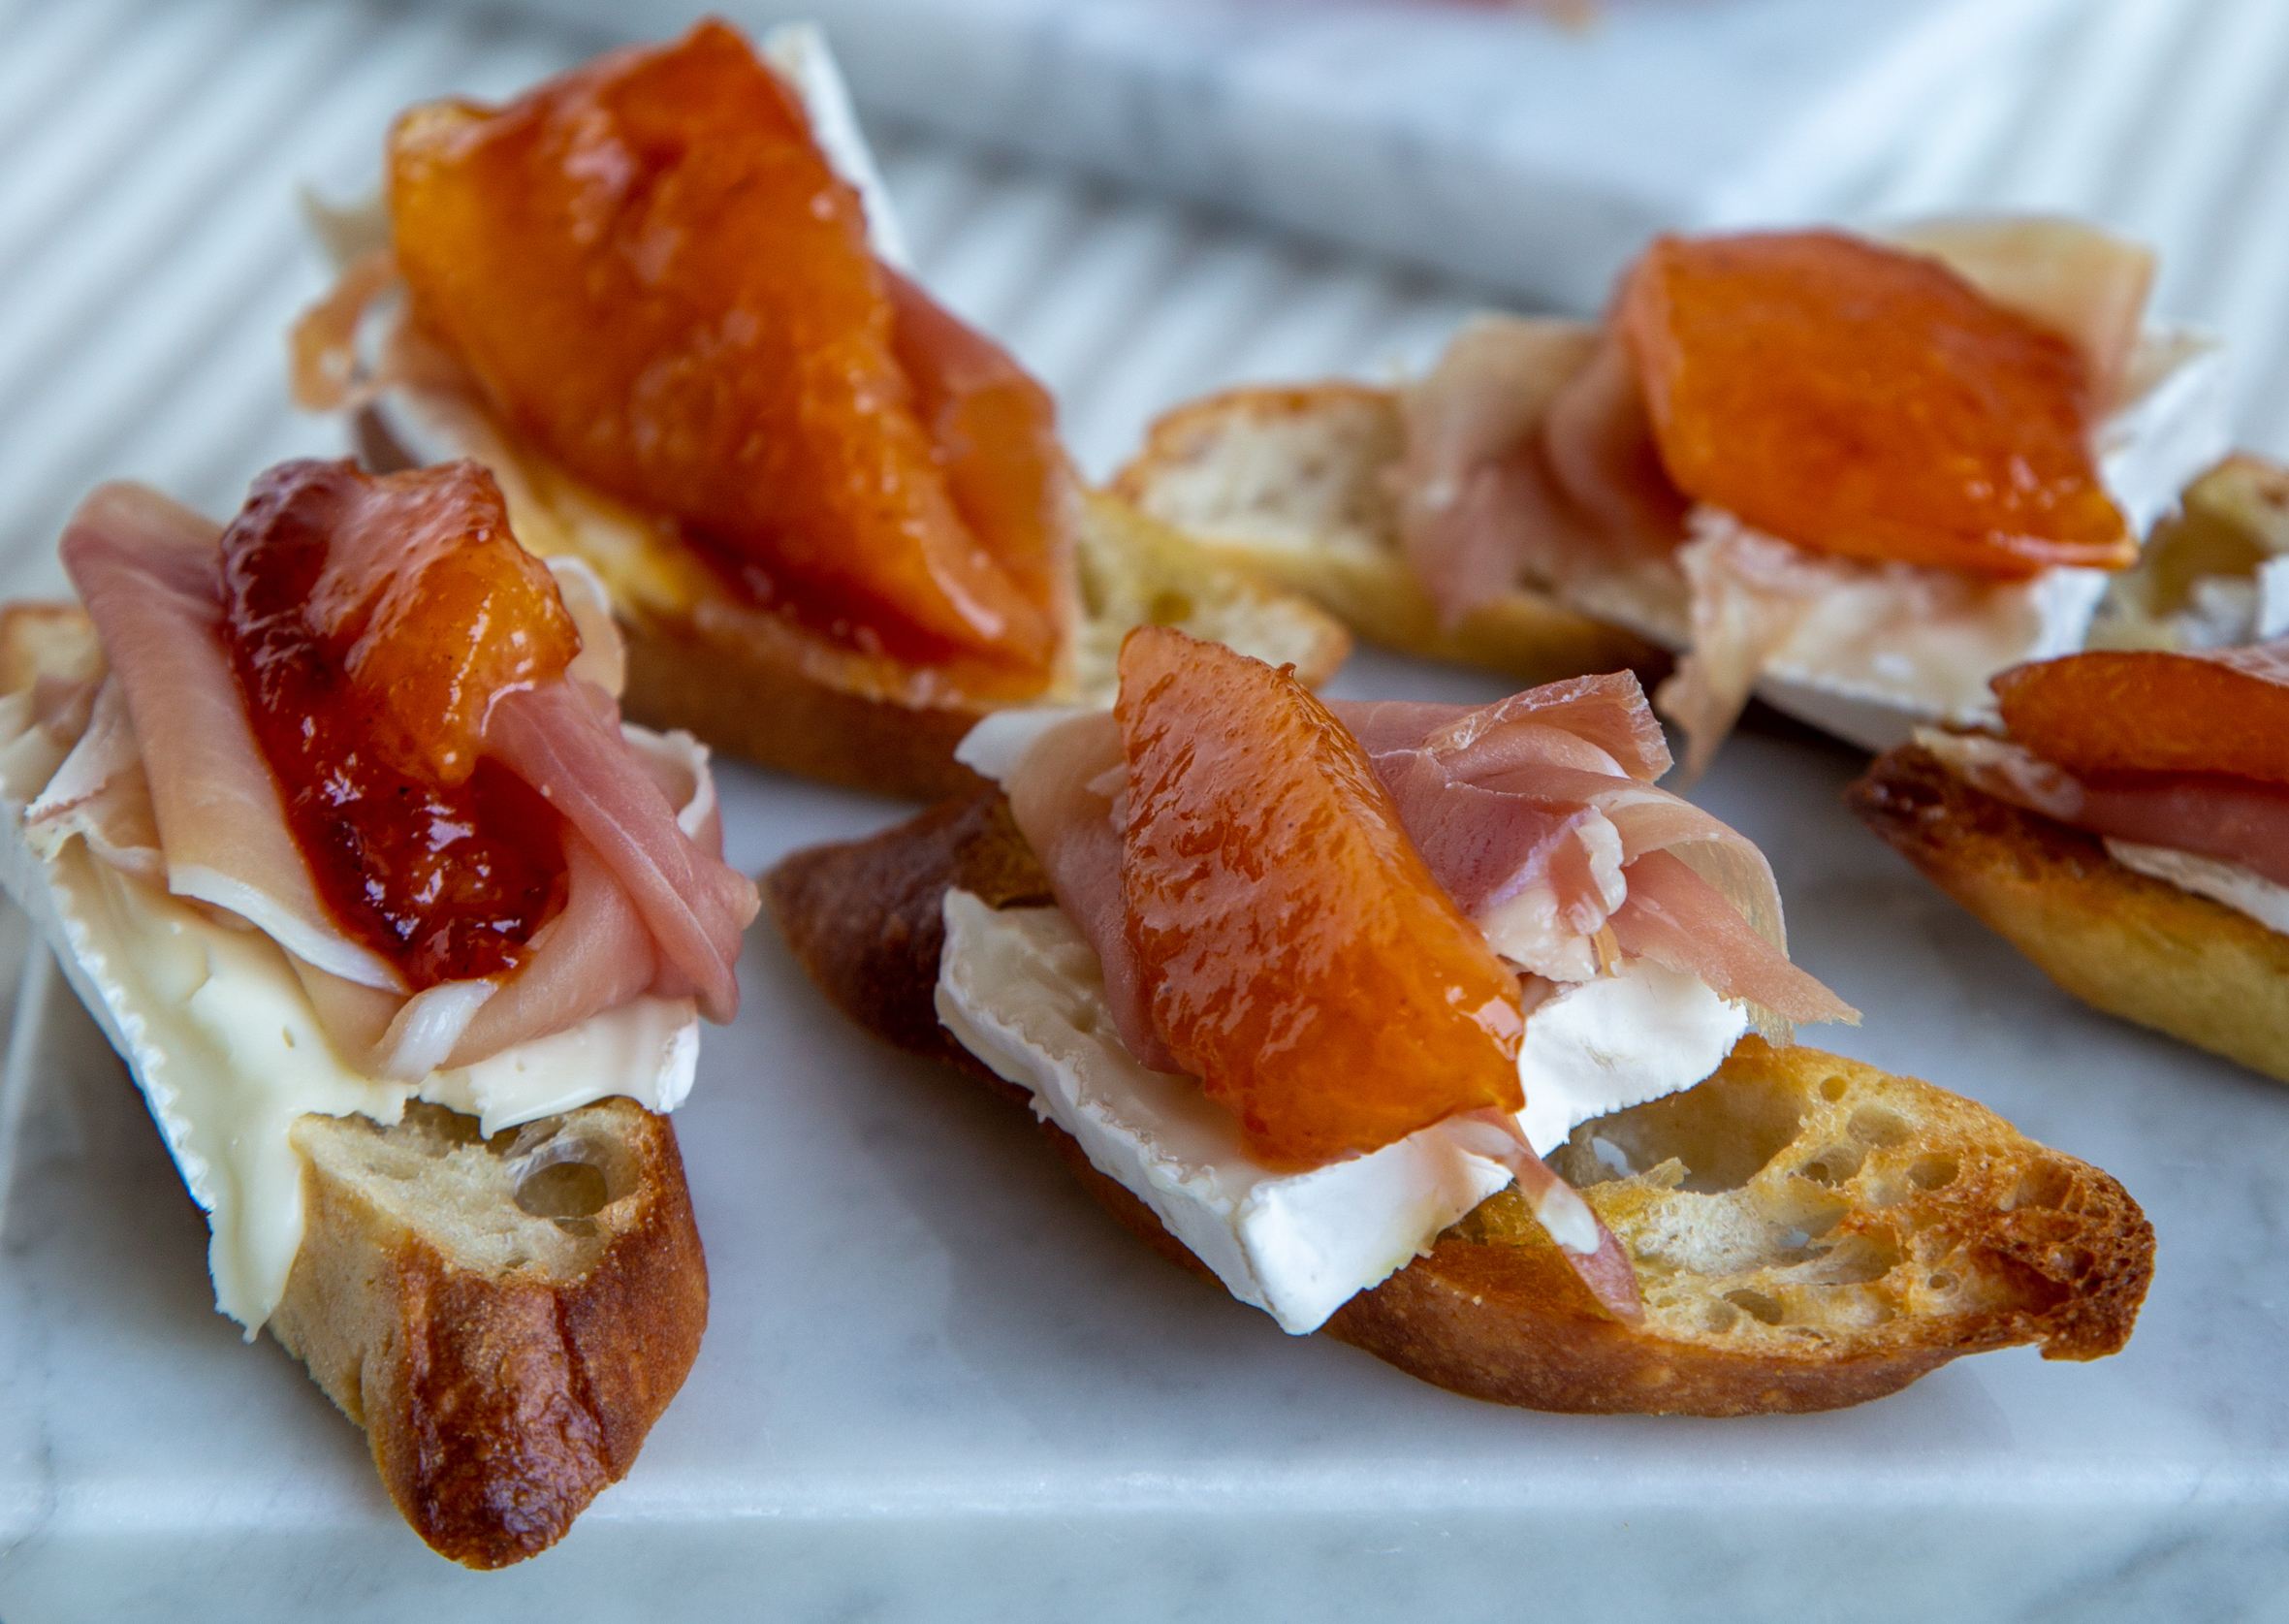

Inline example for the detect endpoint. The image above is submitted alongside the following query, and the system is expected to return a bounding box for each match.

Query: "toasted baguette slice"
[271,1099,707,1569]
[0,604,707,1567]
[766,790,2151,1417]
[619,488,1351,802]
[357,408,1351,802]
[1850,742,2289,1085]
[1111,384,1667,687]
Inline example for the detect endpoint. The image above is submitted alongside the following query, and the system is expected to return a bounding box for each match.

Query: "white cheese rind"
[0,690,703,1334]
[934,891,1515,1335]
[757,23,910,271]
[935,890,1746,1334]
[953,705,1092,782]
[2104,840,2289,937]
[1515,960,1749,1156]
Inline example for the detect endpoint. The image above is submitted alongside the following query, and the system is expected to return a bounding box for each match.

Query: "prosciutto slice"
[40,479,758,1080]
[1001,711,1178,1073]
[1919,727,2289,890]
[1393,223,2158,776]
[1396,316,1686,631]
[484,680,754,1024]
[1000,667,1854,1099]
[54,484,403,989]
[1332,680,1852,1025]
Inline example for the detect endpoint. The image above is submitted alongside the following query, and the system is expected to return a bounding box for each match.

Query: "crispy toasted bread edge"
[765,788,2153,1417]
[270,1100,709,1569]
[1850,741,2289,1085]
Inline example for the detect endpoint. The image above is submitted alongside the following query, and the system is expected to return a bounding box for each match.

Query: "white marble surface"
[492,0,2081,310]
[1,648,2286,1621]
[3,0,2289,1613]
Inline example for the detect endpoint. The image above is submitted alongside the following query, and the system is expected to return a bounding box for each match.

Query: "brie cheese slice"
[936,890,1745,1334]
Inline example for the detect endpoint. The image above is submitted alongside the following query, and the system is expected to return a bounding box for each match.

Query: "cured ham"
[1331,675,1851,1026]
[53,483,403,989]
[1391,220,2160,775]
[1396,318,1684,634]
[1000,637,1854,1174]
[485,680,753,1024]
[37,462,758,1084]
[1000,709,1178,1073]
[1924,640,2289,892]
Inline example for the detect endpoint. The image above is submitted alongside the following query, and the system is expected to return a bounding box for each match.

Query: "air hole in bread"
[516,1160,613,1222]
[1576,1069,1805,1194]
[1796,1143,1864,1186]
[1725,1288,1785,1326]
[507,1126,634,1224]
[1927,1271,1958,1291]
[1908,1153,1959,1191]
[1846,1106,1912,1148]
[2002,1162,2074,1212]
[1816,1232,1902,1284]
[1819,1074,1850,1103]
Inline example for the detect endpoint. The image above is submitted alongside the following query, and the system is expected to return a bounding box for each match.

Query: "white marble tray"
[2,647,2285,1622]
[485,0,2082,308]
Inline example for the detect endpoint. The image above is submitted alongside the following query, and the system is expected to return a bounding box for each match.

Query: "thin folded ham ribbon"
[1002,668,1854,1124]
[484,679,755,1025]
[40,480,758,1080]
[1918,727,2289,890]
[1394,223,2157,774]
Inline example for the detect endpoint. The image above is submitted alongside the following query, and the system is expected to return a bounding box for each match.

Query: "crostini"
[1852,637,2289,1086]
[1116,218,2230,776]
[0,459,759,1566]
[769,628,2151,1415]
[293,20,1348,800]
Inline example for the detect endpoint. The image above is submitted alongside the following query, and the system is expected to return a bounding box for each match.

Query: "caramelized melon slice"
[1994,643,2289,786]
[1618,230,2131,578]
[388,21,1060,688]
[1115,626,1525,1171]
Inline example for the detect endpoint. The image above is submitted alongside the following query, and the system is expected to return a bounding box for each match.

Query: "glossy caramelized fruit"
[222,460,574,987]
[1618,230,2131,577]
[1994,643,2289,785]
[1115,626,1525,1170]
[388,20,1063,691]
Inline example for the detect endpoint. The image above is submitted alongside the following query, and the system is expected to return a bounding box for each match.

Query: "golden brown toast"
[1850,741,2289,1085]
[765,789,2152,1417]
[1112,383,1666,688]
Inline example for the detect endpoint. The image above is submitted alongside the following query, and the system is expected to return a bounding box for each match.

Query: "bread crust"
[269,1099,709,1569]
[766,789,2153,1417]
[358,406,1351,803]
[1113,383,1670,688]
[1850,741,2289,1084]
[619,605,994,802]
